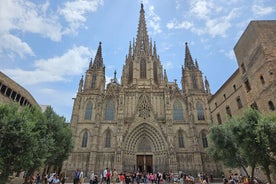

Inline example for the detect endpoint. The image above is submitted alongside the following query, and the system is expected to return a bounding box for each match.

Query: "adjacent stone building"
[0,71,39,107]
[64,4,220,177]
[209,20,276,124]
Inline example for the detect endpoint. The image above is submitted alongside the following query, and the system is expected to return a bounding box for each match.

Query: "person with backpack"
[74,169,80,184]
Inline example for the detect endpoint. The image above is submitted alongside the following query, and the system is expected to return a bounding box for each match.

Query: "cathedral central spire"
[184,42,195,68]
[134,3,150,55]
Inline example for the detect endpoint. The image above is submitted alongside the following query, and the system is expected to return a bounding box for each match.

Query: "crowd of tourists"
[222,173,267,184]
[83,168,197,184]
[22,170,66,184]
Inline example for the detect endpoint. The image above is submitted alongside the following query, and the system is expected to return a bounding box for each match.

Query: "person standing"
[36,173,41,184]
[119,173,125,184]
[74,169,80,184]
[102,168,108,184]
[112,169,118,184]
[106,169,111,184]
[90,171,95,184]
[79,169,84,184]
[179,174,184,184]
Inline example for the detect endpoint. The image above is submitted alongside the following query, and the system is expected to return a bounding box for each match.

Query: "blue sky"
[0,0,275,121]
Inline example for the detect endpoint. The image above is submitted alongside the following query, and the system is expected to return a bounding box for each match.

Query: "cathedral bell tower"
[181,42,209,94]
[121,3,164,87]
[82,42,106,93]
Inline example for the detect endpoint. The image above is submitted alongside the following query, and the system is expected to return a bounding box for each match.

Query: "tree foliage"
[0,103,73,184]
[207,109,276,184]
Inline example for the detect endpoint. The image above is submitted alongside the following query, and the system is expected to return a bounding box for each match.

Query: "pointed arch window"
[191,74,197,89]
[105,99,115,120]
[268,101,275,111]
[84,102,93,120]
[91,74,97,89]
[105,130,111,148]
[196,102,205,120]
[140,59,146,79]
[153,61,158,84]
[82,131,88,148]
[226,105,232,118]
[202,132,208,148]
[260,75,265,85]
[128,62,133,84]
[236,96,243,109]
[178,130,185,148]
[173,101,184,121]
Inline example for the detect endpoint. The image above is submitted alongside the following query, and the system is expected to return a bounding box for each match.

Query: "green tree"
[0,104,73,184]
[208,109,276,184]
[255,112,276,184]
[0,104,49,183]
[208,117,249,177]
[43,106,73,172]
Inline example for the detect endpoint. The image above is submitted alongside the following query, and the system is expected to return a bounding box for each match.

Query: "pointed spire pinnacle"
[93,42,103,69]
[128,41,132,57]
[205,76,211,94]
[78,75,83,92]
[184,42,195,68]
[164,69,168,82]
[153,41,157,58]
[195,59,199,68]
[89,58,93,69]
[135,2,150,55]
[114,70,117,79]
[111,70,119,84]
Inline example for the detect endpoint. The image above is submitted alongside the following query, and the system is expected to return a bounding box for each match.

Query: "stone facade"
[64,4,221,177]
[0,71,39,107]
[209,20,276,124]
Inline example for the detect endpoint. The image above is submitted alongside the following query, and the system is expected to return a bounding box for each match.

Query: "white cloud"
[146,5,162,34]
[164,61,173,69]
[190,0,214,20]
[0,34,34,58]
[167,20,193,30]
[252,4,274,16]
[0,0,62,41]
[3,46,93,85]
[0,0,62,58]
[59,0,104,35]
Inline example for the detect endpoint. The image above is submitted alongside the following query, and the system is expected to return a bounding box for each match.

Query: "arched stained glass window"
[153,61,158,84]
[128,61,133,84]
[84,102,93,120]
[91,74,97,89]
[82,131,88,147]
[191,74,197,89]
[196,102,205,120]
[173,101,184,121]
[105,99,115,120]
[178,130,185,148]
[140,59,146,79]
[105,130,111,148]
[202,132,208,148]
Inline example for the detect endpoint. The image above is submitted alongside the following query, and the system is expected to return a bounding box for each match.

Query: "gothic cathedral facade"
[64,4,221,176]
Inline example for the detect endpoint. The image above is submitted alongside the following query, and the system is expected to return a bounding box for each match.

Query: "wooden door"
[136,155,153,173]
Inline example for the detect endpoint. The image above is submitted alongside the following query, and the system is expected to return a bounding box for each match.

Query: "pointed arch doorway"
[136,136,153,173]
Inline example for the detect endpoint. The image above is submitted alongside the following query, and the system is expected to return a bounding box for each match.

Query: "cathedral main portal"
[137,155,153,173]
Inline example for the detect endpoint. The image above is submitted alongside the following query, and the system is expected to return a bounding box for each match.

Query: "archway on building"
[123,122,168,172]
